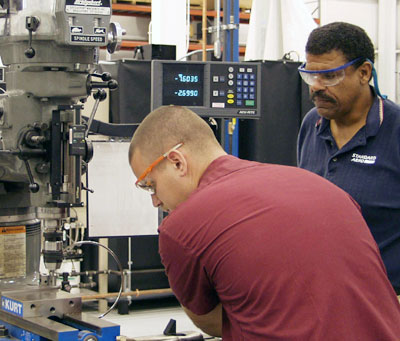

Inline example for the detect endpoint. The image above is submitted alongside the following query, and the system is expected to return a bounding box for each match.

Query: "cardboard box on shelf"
[190,0,215,9]
[191,0,252,10]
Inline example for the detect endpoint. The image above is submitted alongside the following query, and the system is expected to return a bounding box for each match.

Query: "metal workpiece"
[36,207,67,221]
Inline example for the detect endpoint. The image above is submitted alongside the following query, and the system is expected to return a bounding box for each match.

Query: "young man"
[297,22,400,293]
[129,105,400,340]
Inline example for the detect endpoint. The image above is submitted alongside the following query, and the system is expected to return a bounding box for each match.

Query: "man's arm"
[182,303,222,337]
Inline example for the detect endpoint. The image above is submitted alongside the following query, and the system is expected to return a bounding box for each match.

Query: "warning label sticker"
[71,34,106,43]
[0,226,26,279]
[66,5,111,15]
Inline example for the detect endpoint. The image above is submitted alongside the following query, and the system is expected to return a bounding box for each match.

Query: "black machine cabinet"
[90,59,313,293]
[102,59,152,124]
[239,60,313,166]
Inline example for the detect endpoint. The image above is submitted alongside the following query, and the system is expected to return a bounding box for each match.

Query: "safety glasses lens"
[136,179,155,194]
[299,69,345,87]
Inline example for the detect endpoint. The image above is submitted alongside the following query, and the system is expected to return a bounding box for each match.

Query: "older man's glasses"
[135,143,183,194]
[298,57,362,87]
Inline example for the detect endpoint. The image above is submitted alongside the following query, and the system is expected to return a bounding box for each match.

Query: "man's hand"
[183,303,222,337]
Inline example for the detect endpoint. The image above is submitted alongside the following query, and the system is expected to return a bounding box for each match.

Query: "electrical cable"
[281,50,300,62]
[178,48,214,61]
[67,240,124,318]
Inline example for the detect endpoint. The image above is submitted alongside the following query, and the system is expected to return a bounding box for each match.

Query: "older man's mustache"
[311,91,336,104]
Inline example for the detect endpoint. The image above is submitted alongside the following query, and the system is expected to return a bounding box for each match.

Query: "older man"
[297,22,400,293]
[129,105,400,340]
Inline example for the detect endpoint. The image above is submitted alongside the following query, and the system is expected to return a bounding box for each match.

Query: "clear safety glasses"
[298,57,362,87]
[135,143,183,194]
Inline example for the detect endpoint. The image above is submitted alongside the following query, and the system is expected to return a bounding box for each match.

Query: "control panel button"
[237,100,242,106]
[249,87,255,93]
[243,74,249,80]
[243,87,248,93]
[249,94,255,100]
[228,73,234,79]
[219,90,225,96]
[237,73,243,79]
[237,87,242,92]
[237,80,242,86]
[227,94,234,99]
[220,76,225,82]
[213,90,219,97]
[243,80,249,86]
[237,93,242,99]
[228,66,234,72]
[227,99,234,104]
[239,67,245,73]
[250,80,255,86]
[243,94,249,99]
[247,68,253,73]
[250,74,255,80]
[245,100,255,106]
[213,76,219,82]
[228,80,234,86]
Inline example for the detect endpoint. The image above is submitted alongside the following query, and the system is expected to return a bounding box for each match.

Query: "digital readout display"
[162,63,204,106]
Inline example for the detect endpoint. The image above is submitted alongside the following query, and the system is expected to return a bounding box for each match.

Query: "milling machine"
[0,0,125,339]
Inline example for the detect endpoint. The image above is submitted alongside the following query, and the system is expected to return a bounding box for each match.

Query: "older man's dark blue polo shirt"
[297,94,400,289]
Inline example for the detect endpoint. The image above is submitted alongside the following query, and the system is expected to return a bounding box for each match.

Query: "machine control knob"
[107,22,126,54]
[24,47,35,58]
[107,79,118,90]
[29,182,39,193]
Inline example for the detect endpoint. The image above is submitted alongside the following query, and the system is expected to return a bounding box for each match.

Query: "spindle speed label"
[71,34,106,43]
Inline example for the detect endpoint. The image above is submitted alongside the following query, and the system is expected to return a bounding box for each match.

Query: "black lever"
[86,74,118,95]
[23,159,39,193]
[25,16,40,58]
[90,72,112,81]
[81,183,94,193]
[90,79,118,90]
[85,89,107,138]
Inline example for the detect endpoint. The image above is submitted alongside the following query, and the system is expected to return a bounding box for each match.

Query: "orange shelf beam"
[112,3,250,21]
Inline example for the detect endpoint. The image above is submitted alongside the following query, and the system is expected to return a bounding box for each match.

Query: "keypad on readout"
[211,66,256,108]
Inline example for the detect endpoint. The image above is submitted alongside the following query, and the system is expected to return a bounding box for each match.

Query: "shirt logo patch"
[350,153,376,164]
